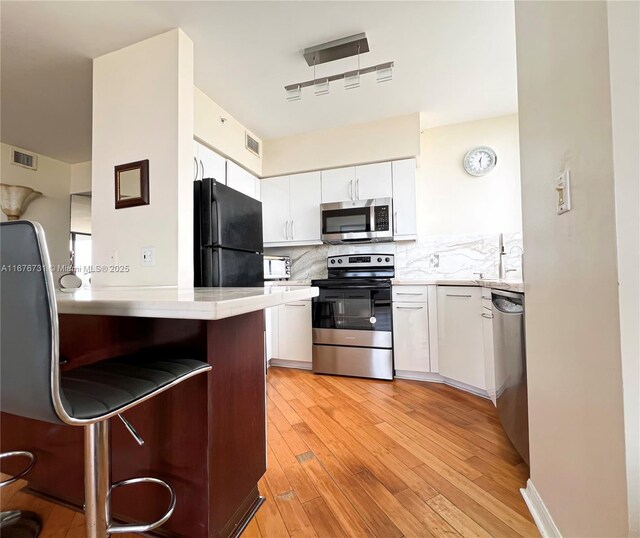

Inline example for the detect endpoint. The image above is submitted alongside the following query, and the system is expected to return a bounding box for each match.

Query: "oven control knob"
[385,257,390,262]
[330,259,336,264]
[377,257,382,263]
[337,259,343,264]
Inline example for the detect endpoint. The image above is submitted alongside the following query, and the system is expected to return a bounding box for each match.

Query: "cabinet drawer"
[393,286,429,302]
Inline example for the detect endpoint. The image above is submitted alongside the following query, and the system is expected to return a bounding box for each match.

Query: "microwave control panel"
[373,205,390,231]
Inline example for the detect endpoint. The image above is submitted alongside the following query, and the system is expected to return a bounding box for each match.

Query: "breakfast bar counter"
[1,285,318,538]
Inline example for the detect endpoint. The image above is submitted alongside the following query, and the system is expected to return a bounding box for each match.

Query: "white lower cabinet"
[436,286,486,391]
[393,301,430,376]
[481,289,497,405]
[274,300,312,366]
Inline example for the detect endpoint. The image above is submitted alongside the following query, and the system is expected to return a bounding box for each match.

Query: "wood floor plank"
[354,469,436,538]
[414,463,524,538]
[297,452,375,537]
[301,496,347,538]
[394,488,461,538]
[255,478,291,538]
[427,494,494,538]
[273,490,318,538]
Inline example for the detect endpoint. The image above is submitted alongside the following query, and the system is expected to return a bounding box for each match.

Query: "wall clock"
[463,146,497,176]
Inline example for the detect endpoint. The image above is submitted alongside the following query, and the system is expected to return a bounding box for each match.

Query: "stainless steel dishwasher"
[492,289,529,464]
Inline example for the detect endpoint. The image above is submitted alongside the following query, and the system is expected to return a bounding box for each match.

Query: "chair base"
[0,510,42,538]
[83,419,176,538]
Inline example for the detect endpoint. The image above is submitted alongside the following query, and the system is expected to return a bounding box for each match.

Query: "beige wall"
[515,2,629,536]
[194,87,262,177]
[262,113,420,177]
[70,161,92,194]
[1,142,71,276]
[92,29,194,287]
[608,1,640,534]
[418,114,521,236]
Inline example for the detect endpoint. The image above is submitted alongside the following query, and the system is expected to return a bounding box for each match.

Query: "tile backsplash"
[266,232,523,281]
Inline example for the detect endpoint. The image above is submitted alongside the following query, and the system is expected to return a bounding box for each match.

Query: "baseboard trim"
[521,479,562,538]
[269,359,312,371]
[394,371,490,399]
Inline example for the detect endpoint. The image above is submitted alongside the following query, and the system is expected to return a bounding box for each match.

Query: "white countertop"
[265,278,523,293]
[392,278,524,293]
[56,286,319,320]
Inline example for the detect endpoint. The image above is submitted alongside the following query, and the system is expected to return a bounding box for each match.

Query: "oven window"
[323,208,370,234]
[313,288,391,332]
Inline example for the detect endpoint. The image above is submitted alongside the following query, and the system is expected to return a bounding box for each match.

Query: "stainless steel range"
[311,254,394,380]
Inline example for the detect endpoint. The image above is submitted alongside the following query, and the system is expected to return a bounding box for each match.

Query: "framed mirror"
[115,159,149,209]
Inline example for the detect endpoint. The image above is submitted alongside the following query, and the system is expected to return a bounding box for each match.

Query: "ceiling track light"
[285,32,394,101]
[285,62,394,96]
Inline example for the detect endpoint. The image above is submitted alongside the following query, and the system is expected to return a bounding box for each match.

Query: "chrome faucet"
[473,272,485,280]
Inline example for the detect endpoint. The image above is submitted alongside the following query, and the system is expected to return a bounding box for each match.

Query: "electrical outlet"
[556,170,571,215]
[141,247,155,267]
[429,254,440,268]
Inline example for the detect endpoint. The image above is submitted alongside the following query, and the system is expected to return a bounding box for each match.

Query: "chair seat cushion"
[61,356,210,420]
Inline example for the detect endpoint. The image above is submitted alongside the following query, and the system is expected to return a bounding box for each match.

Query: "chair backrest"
[0,221,65,424]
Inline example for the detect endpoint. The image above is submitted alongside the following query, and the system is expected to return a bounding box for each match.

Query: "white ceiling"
[1,1,518,164]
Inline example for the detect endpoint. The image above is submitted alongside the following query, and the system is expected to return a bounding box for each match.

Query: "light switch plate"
[141,247,155,267]
[556,170,571,215]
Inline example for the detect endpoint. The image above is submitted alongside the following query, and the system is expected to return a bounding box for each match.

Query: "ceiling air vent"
[245,133,260,157]
[11,148,38,171]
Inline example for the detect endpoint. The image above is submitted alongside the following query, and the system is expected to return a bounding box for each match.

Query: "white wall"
[92,29,194,287]
[608,1,640,535]
[70,161,92,194]
[418,114,521,236]
[194,86,262,177]
[515,2,629,536]
[1,142,71,276]
[262,113,420,177]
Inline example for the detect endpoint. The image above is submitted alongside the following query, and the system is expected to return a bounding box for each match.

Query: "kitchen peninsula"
[0,286,318,538]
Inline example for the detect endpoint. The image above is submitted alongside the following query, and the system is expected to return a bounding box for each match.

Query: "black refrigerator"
[194,178,264,287]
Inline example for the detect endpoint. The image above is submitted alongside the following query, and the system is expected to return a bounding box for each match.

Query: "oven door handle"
[320,285,391,290]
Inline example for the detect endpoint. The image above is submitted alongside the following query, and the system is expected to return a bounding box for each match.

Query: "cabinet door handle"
[396,305,424,309]
[283,221,289,240]
[396,292,422,296]
[446,294,472,298]
[482,312,494,319]
[200,160,204,179]
[291,219,295,240]
[285,303,306,307]
[194,156,199,180]
[394,210,398,234]
[349,180,353,200]
[356,178,360,200]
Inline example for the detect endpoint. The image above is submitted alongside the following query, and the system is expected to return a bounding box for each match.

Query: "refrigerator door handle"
[201,178,213,246]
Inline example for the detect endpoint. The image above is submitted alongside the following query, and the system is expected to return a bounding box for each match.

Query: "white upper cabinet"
[437,286,486,390]
[392,159,418,239]
[289,172,321,242]
[262,172,322,246]
[227,160,260,200]
[321,167,356,203]
[355,162,393,200]
[261,176,290,243]
[195,142,226,183]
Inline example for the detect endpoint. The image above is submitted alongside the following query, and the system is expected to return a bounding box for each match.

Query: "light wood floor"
[248,367,538,538]
[1,367,538,537]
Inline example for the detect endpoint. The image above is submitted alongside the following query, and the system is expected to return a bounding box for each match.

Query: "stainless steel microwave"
[320,198,393,244]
